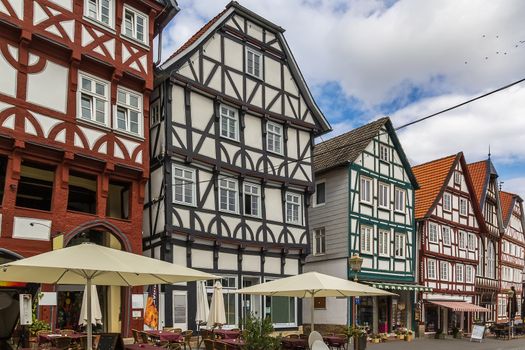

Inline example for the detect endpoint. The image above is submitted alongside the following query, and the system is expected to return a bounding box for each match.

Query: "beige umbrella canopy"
[236,271,395,331]
[79,285,103,327]
[0,243,218,349]
[207,281,226,327]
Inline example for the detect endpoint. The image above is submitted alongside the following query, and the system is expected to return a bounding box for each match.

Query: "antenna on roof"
[499,181,504,191]
[488,145,491,160]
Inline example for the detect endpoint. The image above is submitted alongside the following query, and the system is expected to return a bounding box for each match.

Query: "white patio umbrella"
[195,281,210,326]
[0,243,218,350]
[236,271,395,331]
[79,284,103,327]
[207,281,226,327]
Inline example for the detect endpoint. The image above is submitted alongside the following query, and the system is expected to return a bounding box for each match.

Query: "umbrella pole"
[87,278,93,350]
[311,300,314,332]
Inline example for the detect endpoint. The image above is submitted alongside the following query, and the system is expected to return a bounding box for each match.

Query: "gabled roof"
[467,159,498,209]
[160,1,331,134]
[500,191,521,227]
[313,117,418,188]
[155,0,179,35]
[412,154,458,219]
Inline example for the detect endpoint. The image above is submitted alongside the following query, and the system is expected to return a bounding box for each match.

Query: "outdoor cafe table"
[213,329,241,339]
[323,335,346,347]
[281,337,308,349]
[125,344,165,350]
[144,330,183,342]
[216,338,245,349]
[38,333,87,344]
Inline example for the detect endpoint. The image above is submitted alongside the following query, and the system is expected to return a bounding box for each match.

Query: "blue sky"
[160,0,525,196]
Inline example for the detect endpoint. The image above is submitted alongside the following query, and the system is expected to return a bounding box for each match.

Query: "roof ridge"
[316,117,388,147]
[412,153,458,169]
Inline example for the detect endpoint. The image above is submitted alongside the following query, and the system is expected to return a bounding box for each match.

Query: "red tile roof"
[412,154,458,219]
[467,160,488,207]
[499,191,516,226]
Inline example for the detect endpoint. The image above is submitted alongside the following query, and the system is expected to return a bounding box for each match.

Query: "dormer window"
[246,48,262,79]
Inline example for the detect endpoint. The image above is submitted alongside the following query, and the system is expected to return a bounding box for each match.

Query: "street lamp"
[349,254,364,326]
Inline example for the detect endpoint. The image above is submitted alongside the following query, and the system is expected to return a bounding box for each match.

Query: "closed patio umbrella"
[196,280,210,326]
[0,243,218,350]
[207,281,226,327]
[79,284,103,327]
[236,271,395,331]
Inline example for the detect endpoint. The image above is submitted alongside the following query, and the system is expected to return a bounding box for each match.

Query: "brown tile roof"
[313,117,389,173]
[467,160,489,207]
[499,191,516,226]
[164,8,229,63]
[412,154,458,219]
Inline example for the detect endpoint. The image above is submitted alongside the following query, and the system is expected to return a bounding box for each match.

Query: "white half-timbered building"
[143,2,331,331]
[413,153,488,334]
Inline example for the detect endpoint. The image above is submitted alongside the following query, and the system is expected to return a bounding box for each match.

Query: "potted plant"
[242,313,281,350]
[434,329,445,340]
[379,333,388,342]
[451,327,463,339]
[28,293,51,346]
[345,325,367,350]
[404,330,413,342]
[370,334,380,344]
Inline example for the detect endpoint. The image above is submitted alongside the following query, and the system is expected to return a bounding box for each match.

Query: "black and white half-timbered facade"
[143,1,331,330]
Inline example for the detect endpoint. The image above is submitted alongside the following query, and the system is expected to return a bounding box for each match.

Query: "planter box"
[404,335,413,342]
[354,335,367,350]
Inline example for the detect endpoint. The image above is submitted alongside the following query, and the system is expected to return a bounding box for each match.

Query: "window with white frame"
[498,297,507,318]
[454,171,462,185]
[440,261,449,280]
[220,105,239,141]
[378,230,389,256]
[428,222,438,243]
[465,265,474,283]
[246,48,262,79]
[427,259,436,279]
[360,176,372,204]
[313,228,325,256]
[150,100,160,126]
[394,232,405,258]
[315,181,325,206]
[468,233,475,250]
[459,230,467,249]
[206,277,238,326]
[487,242,496,279]
[442,226,451,245]
[219,177,238,213]
[394,188,405,212]
[443,192,452,211]
[266,122,283,155]
[379,144,389,162]
[85,0,113,27]
[378,183,390,209]
[122,6,147,45]
[265,285,296,327]
[172,291,187,326]
[172,165,195,206]
[456,264,464,282]
[78,73,109,125]
[116,88,143,136]
[286,192,302,225]
[459,197,468,216]
[360,225,372,254]
[243,183,260,217]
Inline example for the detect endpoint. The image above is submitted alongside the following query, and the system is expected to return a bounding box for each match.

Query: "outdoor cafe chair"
[53,336,72,349]
[181,330,193,350]
[132,329,142,344]
[60,329,75,336]
[203,339,215,350]
[312,340,330,350]
[139,331,153,344]
[308,331,323,349]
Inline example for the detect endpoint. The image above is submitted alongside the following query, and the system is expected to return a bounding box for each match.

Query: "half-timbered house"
[305,117,420,333]
[0,0,177,335]
[497,191,525,323]
[468,159,505,322]
[413,153,488,334]
[143,2,331,331]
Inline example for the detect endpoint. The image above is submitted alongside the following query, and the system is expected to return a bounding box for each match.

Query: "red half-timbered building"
[413,153,488,334]
[468,159,504,322]
[0,0,177,335]
[497,191,525,323]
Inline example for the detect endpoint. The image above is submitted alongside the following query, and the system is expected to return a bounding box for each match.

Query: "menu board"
[470,325,485,342]
[97,333,124,350]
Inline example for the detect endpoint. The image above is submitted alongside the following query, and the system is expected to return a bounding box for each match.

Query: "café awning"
[430,301,489,312]
[369,282,432,292]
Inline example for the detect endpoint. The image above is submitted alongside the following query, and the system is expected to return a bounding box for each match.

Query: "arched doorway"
[54,221,132,335]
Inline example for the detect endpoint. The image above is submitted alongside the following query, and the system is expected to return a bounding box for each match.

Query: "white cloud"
[503,177,525,197]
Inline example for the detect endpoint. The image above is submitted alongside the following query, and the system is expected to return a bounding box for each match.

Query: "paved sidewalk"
[365,337,525,350]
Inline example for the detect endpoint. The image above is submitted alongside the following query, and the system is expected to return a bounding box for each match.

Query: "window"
[106,180,130,219]
[173,165,196,206]
[465,265,474,283]
[314,297,326,310]
[394,188,405,212]
[443,192,452,211]
[427,259,436,279]
[67,171,97,214]
[116,88,143,136]
[467,233,476,251]
[312,228,326,256]
[486,242,496,279]
[266,122,283,155]
[440,261,449,280]
[85,0,113,27]
[206,278,237,326]
[394,233,405,258]
[442,226,451,245]
[219,105,238,141]
[458,231,466,249]
[265,294,296,327]
[454,171,462,185]
[378,230,389,256]
[379,144,389,162]
[122,6,148,45]
[150,100,160,126]
[360,225,372,254]
[378,183,389,208]
[456,264,464,282]
[428,223,438,243]
[243,183,260,217]
[485,202,495,224]
[315,182,326,206]
[459,198,468,216]
[172,292,187,325]
[246,48,262,79]
[286,192,302,225]
[219,177,238,213]
[498,297,507,318]
[360,176,372,204]
[16,162,55,211]
[78,73,109,125]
